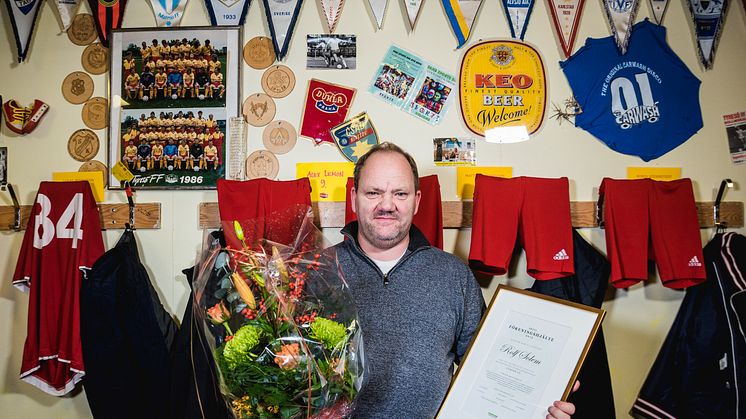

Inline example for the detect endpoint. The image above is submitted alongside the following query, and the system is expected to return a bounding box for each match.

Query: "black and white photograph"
[306,34,356,69]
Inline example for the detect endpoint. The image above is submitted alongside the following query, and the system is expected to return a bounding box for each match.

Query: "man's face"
[352,152,421,251]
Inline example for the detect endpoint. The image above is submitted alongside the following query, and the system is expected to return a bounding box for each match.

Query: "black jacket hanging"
[632,232,746,418]
[529,229,616,419]
[80,229,177,419]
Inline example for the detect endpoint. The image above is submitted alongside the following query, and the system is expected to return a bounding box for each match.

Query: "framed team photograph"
[306,34,357,69]
[107,26,240,189]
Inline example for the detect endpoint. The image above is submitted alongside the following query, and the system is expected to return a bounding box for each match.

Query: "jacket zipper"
[341,230,428,286]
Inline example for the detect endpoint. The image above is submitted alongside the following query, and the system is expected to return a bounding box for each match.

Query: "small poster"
[433,138,476,166]
[300,79,357,145]
[296,161,354,201]
[369,46,456,125]
[723,111,746,165]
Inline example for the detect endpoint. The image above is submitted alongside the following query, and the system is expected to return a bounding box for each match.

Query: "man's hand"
[546,380,580,419]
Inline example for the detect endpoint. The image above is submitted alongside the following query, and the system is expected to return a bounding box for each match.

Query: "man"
[336,142,576,419]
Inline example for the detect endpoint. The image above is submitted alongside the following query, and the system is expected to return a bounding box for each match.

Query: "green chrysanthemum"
[222,324,263,370]
[310,317,347,350]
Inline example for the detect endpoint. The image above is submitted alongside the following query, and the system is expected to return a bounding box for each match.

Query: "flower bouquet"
[193,206,365,419]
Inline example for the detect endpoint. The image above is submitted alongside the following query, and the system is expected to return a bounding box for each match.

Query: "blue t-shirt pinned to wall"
[561,20,703,161]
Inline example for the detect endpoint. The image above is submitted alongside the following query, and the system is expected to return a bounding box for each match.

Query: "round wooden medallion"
[245,150,279,179]
[67,14,98,46]
[242,93,276,127]
[81,97,109,130]
[262,121,297,155]
[62,71,94,104]
[243,36,276,69]
[82,43,109,74]
[68,129,100,162]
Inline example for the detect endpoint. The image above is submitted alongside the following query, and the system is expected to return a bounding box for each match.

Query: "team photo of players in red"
[122,38,225,103]
[121,111,224,173]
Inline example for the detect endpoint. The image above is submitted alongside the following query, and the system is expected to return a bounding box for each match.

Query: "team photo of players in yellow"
[122,38,225,103]
[121,110,224,173]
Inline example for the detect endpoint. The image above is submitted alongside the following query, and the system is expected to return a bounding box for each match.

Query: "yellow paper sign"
[296,162,354,202]
[112,161,135,183]
[626,167,681,181]
[53,171,105,202]
[460,40,547,137]
[457,166,513,198]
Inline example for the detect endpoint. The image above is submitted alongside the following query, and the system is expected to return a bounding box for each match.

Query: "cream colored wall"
[0,0,744,417]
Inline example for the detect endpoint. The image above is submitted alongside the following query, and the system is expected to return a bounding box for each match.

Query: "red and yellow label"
[459,40,546,137]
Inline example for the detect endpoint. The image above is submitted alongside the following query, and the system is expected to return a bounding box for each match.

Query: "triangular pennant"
[404,0,425,30]
[4,0,44,62]
[547,0,586,58]
[262,0,304,60]
[502,0,535,40]
[367,0,388,28]
[442,0,483,48]
[53,0,83,30]
[149,0,188,26]
[685,0,728,69]
[648,0,668,23]
[87,0,128,47]
[601,0,640,54]
[320,0,345,33]
[204,0,252,25]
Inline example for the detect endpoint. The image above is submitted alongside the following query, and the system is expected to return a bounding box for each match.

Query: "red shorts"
[217,178,312,248]
[600,178,705,289]
[344,174,443,249]
[469,175,574,280]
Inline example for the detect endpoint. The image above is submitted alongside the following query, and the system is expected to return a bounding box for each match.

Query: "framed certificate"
[438,285,605,419]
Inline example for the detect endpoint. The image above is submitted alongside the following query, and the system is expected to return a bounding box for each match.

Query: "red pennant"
[87,0,128,47]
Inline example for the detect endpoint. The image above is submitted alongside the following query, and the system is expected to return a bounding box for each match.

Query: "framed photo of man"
[107,26,240,189]
[438,285,605,419]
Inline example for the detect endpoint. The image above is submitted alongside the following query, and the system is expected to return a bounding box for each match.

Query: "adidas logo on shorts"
[688,256,702,267]
[553,249,570,261]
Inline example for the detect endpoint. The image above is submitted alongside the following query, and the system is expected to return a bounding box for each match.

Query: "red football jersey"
[13,181,104,395]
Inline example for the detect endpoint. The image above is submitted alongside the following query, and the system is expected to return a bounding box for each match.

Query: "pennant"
[546,0,586,58]
[685,0,727,69]
[442,0,483,48]
[87,0,128,47]
[204,0,252,25]
[502,0,535,40]
[4,0,44,62]
[54,0,83,30]
[367,0,388,28]
[601,0,640,54]
[648,0,668,23]
[262,0,304,60]
[299,79,356,145]
[149,0,187,26]
[331,112,379,163]
[404,0,424,30]
[319,0,345,32]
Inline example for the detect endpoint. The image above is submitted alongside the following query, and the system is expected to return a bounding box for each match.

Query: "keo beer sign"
[459,40,546,138]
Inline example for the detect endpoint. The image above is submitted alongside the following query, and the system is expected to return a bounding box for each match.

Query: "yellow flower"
[231,272,256,309]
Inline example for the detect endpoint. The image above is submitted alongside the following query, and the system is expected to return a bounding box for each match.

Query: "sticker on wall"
[149,0,188,27]
[86,0,128,47]
[81,42,109,75]
[53,0,82,31]
[262,0,304,60]
[648,0,669,23]
[367,0,388,29]
[244,36,276,69]
[370,46,457,125]
[5,0,44,62]
[459,40,547,139]
[685,0,727,69]
[263,120,298,154]
[330,112,379,163]
[547,0,585,58]
[243,93,277,126]
[2,99,49,135]
[502,0,535,40]
[442,0,484,48]
[205,0,252,25]
[300,79,357,145]
[67,13,98,46]
[320,0,345,33]
[404,0,425,30]
[433,138,476,166]
[601,0,639,54]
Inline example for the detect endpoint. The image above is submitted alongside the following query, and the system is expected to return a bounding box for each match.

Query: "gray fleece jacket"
[335,222,485,419]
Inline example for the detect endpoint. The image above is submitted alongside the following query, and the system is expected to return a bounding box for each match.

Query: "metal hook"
[7,184,21,231]
[596,193,605,228]
[714,179,733,233]
[124,181,135,230]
